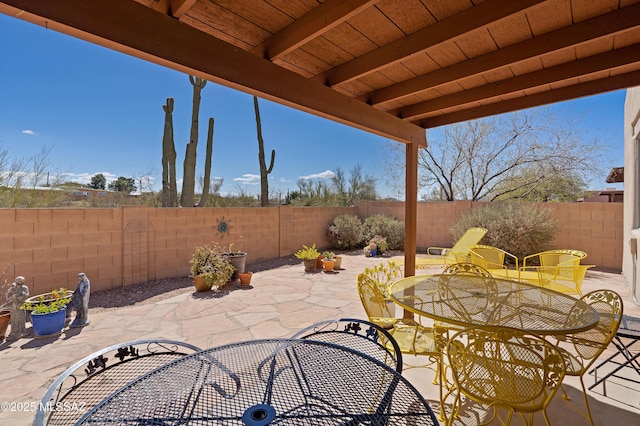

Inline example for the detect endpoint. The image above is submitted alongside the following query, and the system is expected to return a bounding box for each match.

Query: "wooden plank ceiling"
[2,0,640,146]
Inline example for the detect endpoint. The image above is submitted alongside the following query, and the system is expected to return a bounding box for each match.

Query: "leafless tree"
[384,108,606,201]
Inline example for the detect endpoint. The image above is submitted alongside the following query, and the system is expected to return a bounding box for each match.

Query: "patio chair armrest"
[521,253,540,270]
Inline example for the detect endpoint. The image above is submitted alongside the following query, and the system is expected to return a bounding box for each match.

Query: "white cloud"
[21,130,36,135]
[234,174,260,185]
[299,170,335,180]
[60,171,117,185]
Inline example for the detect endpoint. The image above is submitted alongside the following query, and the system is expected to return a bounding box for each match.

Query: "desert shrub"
[450,202,559,260]
[327,214,365,249]
[362,214,405,250]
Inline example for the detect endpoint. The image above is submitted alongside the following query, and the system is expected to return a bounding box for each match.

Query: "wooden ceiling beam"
[315,0,547,87]
[367,2,640,106]
[0,0,425,145]
[251,0,379,60]
[153,0,196,19]
[415,70,640,129]
[400,44,640,120]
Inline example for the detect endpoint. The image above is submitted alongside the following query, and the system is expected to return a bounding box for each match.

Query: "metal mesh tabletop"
[75,338,439,425]
[389,274,599,336]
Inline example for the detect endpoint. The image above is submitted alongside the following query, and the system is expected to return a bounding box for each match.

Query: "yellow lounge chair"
[406,227,487,269]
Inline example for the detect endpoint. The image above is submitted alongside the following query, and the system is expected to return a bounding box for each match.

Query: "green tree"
[292,164,377,206]
[331,164,377,206]
[89,173,106,189]
[493,167,587,202]
[108,177,137,193]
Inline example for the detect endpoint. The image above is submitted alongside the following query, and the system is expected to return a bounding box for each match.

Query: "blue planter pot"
[31,307,66,337]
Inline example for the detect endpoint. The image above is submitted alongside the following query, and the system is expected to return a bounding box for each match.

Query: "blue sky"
[0,13,626,199]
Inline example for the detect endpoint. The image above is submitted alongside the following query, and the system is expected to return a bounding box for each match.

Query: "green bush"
[450,202,559,260]
[362,214,405,250]
[327,214,365,249]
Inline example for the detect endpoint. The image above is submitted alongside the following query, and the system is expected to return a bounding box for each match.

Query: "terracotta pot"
[303,259,317,272]
[0,310,10,340]
[316,255,325,269]
[239,272,253,285]
[322,259,336,272]
[193,275,210,292]
[333,256,342,270]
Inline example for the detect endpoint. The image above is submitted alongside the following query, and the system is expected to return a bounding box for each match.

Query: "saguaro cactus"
[253,96,275,207]
[196,117,214,207]
[161,97,178,207]
[181,75,207,207]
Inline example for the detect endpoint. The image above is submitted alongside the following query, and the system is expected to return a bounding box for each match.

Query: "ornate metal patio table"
[389,274,599,336]
[75,338,440,425]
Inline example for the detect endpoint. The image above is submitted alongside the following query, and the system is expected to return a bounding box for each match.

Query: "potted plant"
[23,288,74,318]
[21,288,72,338]
[0,273,11,339]
[220,240,247,282]
[238,271,253,285]
[321,251,336,272]
[366,236,388,257]
[295,244,321,272]
[333,254,343,270]
[0,309,9,340]
[189,243,235,291]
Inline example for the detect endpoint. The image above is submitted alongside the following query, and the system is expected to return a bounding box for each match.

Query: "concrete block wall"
[0,205,354,295]
[361,200,624,271]
[544,202,623,271]
[0,201,623,296]
[0,208,124,296]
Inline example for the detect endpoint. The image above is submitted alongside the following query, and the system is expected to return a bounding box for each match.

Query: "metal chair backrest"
[356,272,397,328]
[448,227,488,256]
[447,328,565,425]
[521,249,594,295]
[555,289,622,425]
[291,318,403,372]
[539,249,587,267]
[438,263,497,322]
[565,289,623,372]
[34,339,202,425]
[358,260,403,298]
[470,244,519,270]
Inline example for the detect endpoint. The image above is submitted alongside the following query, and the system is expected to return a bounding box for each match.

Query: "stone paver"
[1,253,639,425]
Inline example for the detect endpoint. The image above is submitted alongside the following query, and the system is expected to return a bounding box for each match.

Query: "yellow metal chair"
[553,289,623,426]
[520,249,595,296]
[358,260,403,299]
[438,263,498,324]
[469,244,520,280]
[356,272,445,365]
[356,271,448,419]
[447,328,565,426]
[400,227,487,269]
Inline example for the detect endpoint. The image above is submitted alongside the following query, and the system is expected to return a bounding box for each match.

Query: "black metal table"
[75,338,439,425]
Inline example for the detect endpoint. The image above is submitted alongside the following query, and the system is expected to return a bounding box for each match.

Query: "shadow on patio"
[1,251,638,425]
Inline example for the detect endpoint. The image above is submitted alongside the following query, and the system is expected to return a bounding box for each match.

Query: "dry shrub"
[362,214,405,250]
[450,202,559,260]
[327,214,365,250]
